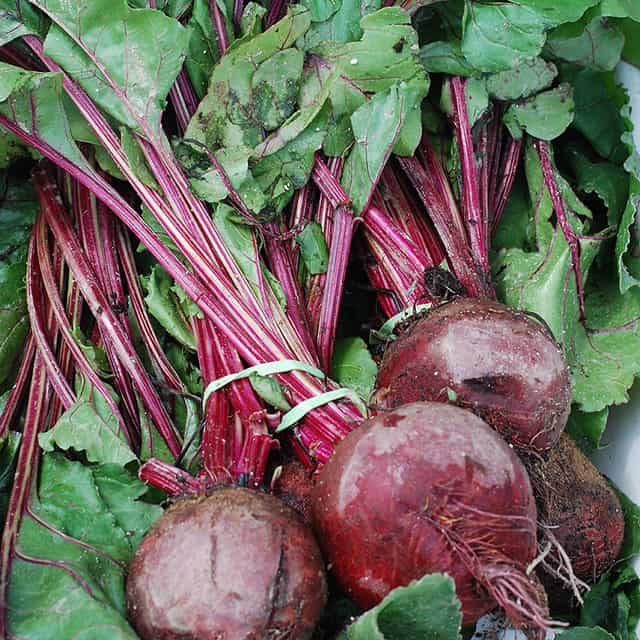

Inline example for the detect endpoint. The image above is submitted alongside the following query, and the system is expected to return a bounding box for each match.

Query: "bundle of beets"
[1,1,640,638]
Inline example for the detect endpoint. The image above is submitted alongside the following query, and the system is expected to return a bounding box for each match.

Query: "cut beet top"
[374,298,571,453]
[127,487,327,640]
[311,402,548,629]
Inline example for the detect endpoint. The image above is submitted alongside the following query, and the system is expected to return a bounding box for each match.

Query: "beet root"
[127,487,327,640]
[273,460,315,526]
[311,401,549,629]
[374,298,571,453]
[528,434,625,589]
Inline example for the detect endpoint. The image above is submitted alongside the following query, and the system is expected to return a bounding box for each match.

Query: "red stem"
[35,213,133,445]
[316,207,357,371]
[209,0,230,54]
[139,458,203,496]
[534,140,586,323]
[449,77,488,274]
[0,335,35,440]
[492,138,522,236]
[26,232,75,410]
[33,167,182,458]
[116,228,184,391]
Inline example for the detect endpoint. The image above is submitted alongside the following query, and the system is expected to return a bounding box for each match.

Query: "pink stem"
[312,156,352,208]
[169,68,199,135]
[450,77,488,274]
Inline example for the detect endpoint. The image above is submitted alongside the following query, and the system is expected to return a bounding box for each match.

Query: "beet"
[311,401,549,629]
[528,434,625,588]
[273,460,315,526]
[127,487,327,640]
[375,298,571,453]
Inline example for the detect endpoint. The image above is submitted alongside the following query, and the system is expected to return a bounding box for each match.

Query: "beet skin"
[529,434,625,586]
[375,298,571,453]
[127,487,327,639]
[312,402,545,628]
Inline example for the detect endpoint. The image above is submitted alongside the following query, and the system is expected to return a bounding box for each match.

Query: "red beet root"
[273,460,315,526]
[375,298,571,453]
[312,402,549,629]
[529,434,625,587]
[127,487,327,639]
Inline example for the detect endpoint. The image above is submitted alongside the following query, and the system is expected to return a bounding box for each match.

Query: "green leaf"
[249,373,292,411]
[0,127,29,168]
[461,2,547,73]
[558,629,616,640]
[492,145,634,409]
[184,0,221,99]
[600,0,640,21]
[510,0,600,27]
[566,407,609,454]
[138,397,175,463]
[185,7,312,150]
[570,276,640,412]
[503,84,574,141]
[8,453,161,638]
[331,337,377,399]
[251,48,304,132]
[36,0,190,136]
[119,127,158,190]
[0,0,47,46]
[0,63,94,176]
[0,176,36,388]
[419,40,476,76]
[141,265,196,350]
[295,222,329,275]
[566,68,628,162]
[0,430,20,527]
[342,79,426,214]
[300,0,341,22]
[39,378,136,466]
[301,0,383,50]
[311,7,426,96]
[545,12,625,71]
[565,145,629,226]
[485,57,557,101]
[338,573,462,639]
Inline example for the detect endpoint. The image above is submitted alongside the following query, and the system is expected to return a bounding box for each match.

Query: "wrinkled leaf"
[0,175,36,388]
[510,0,600,27]
[295,221,329,275]
[141,265,196,350]
[185,7,311,150]
[503,85,574,141]
[461,2,547,73]
[0,0,47,46]
[249,373,292,411]
[331,337,377,399]
[39,378,135,466]
[545,12,625,71]
[8,453,161,638]
[485,57,557,101]
[338,573,462,639]
[419,40,475,76]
